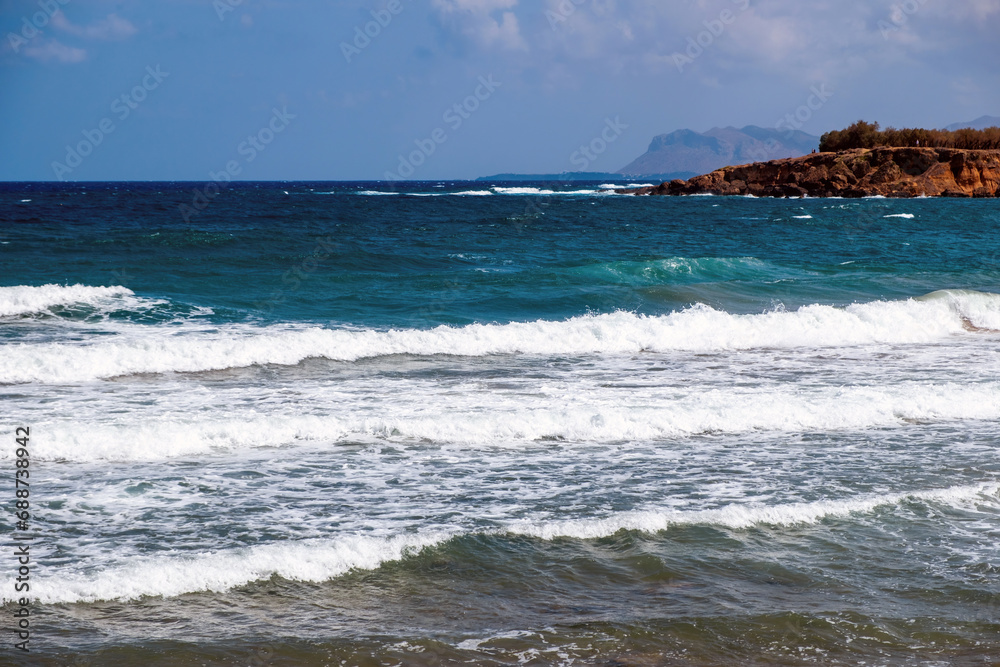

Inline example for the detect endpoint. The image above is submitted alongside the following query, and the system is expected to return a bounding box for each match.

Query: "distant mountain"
[945,115,1000,131]
[618,125,820,177]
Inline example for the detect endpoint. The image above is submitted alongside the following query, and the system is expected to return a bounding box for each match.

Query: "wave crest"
[0,284,140,318]
[3,290,999,383]
[16,483,997,604]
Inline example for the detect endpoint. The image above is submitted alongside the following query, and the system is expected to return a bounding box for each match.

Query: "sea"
[1,180,999,666]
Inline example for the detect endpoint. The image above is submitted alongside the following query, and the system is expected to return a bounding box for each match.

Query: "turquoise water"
[2,182,1000,664]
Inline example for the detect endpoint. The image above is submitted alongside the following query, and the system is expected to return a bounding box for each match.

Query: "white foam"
[356,190,399,196]
[491,187,557,195]
[16,483,997,603]
[402,191,496,197]
[0,284,147,318]
[884,213,915,219]
[599,183,655,189]
[573,256,780,283]
[24,381,1000,461]
[793,215,813,219]
[4,290,999,383]
[507,483,1000,539]
[21,532,452,604]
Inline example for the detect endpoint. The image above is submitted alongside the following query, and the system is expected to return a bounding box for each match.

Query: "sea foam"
[0,284,145,318]
[2,289,999,384]
[507,483,1000,539]
[21,381,1000,461]
[16,483,997,604]
[22,532,454,604]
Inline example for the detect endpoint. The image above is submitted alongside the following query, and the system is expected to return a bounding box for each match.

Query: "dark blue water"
[2,181,1000,665]
[6,182,1000,327]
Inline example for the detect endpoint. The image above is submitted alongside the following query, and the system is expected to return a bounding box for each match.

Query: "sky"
[1,0,998,181]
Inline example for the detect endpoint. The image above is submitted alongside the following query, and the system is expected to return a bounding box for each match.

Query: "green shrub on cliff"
[820,121,1000,151]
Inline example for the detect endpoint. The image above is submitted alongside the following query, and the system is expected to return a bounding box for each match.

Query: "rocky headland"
[622,147,1000,198]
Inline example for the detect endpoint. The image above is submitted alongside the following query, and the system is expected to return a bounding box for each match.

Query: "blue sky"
[1,0,998,181]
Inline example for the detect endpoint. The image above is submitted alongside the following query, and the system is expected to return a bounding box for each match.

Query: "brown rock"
[620,147,1000,198]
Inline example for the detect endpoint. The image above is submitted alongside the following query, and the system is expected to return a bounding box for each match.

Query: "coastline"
[621,147,1000,198]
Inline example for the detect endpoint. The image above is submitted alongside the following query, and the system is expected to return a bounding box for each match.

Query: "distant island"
[477,125,820,182]
[618,125,819,177]
[622,121,1000,198]
[475,117,1000,195]
[474,172,694,183]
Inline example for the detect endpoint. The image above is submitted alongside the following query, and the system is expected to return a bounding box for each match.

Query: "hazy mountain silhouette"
[618,125,820,177]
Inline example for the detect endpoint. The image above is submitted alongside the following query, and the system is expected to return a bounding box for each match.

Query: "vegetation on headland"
[623,146,1000,198]
[819,121,1000,152]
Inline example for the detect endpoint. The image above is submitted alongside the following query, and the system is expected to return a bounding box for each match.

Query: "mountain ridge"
[945,115,1000,131]
[617,125,820,177]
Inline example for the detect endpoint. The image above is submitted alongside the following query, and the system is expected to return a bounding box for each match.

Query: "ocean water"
[2,181,1000,665]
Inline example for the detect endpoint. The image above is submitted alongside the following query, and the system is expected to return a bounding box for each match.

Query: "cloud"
[432,0,528,51]
[22,38,87,63]
[950,0,1000,21]
[51,11,137,41]
[528,0,1000,88]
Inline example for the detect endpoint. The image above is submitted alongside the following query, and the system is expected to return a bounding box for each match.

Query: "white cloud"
[22,38,87,63]
[948,0,1000,21]
[432,0,528,51]
[524,0,1000,93]
[51,11,137,41]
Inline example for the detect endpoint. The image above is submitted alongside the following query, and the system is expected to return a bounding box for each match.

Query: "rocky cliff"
[623,148,1000,198]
